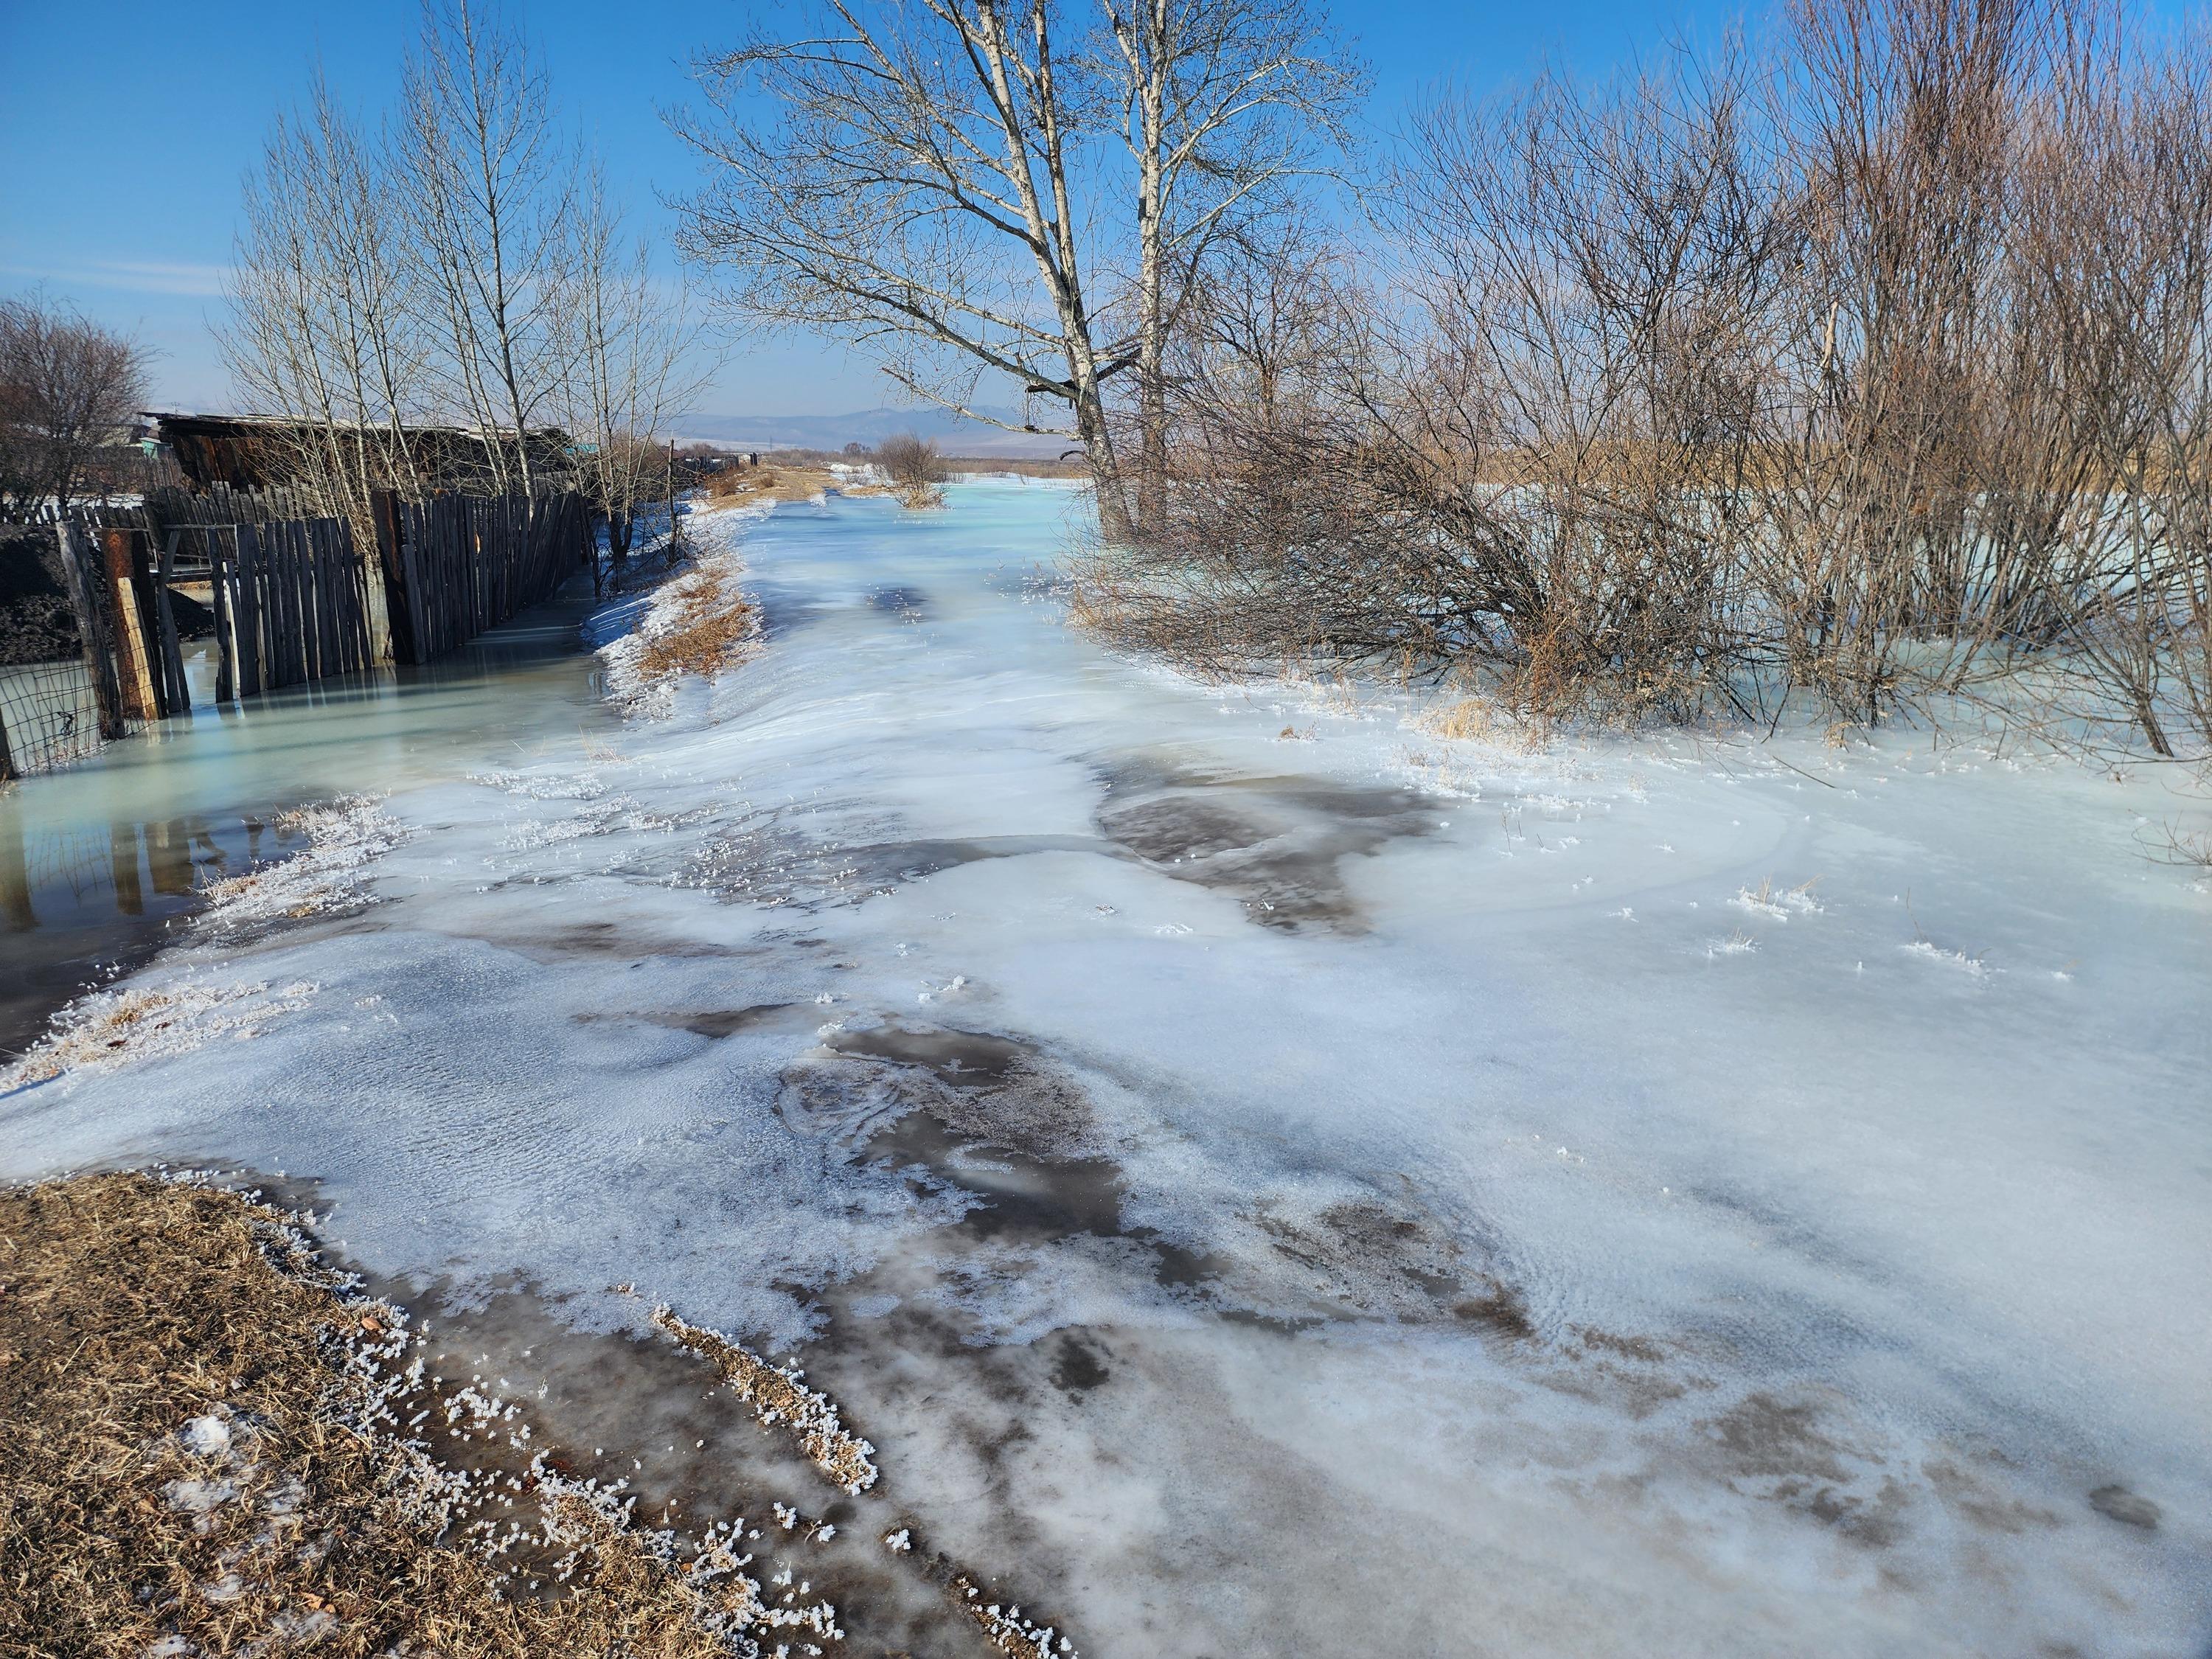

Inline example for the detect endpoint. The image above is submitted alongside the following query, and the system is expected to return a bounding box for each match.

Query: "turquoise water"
[0,577,611,1054]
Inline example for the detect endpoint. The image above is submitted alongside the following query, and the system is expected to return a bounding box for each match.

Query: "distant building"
[142,412,572,493]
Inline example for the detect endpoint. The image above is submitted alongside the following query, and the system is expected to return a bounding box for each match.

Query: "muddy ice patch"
[785,1018,1557,1352]
[1231,1192,1537,1336]
[1694,1389,1913,1548]
[684,801,1105,914]
[1091,753,1443,932]
[688,810,946,911]
[779,1019,1099,1167]
[348,1265,1087,1657]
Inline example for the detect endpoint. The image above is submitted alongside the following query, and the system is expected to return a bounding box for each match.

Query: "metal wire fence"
[1,518,113,779]
[0,658,105,776]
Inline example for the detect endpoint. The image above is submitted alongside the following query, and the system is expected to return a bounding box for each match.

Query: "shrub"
[875,432,948,507]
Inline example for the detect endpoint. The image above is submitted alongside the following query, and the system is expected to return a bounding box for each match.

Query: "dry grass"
[648,1307,879,1497]
[630,568,761,689]
[947,1570,1073,1658]
[935,456,1087,479]
[700,463,883,507]
[0,1173,768,1658]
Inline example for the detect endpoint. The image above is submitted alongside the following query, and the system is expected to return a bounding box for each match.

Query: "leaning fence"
[0,487,594,780]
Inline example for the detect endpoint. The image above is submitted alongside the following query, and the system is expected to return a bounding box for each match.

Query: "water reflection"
[0,579,613,1057]
[1,810,285,928]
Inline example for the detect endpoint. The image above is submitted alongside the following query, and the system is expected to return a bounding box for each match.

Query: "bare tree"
[1098,0,1360,526]
[0,293,151,512]
[228,0,719,535]
[399,0,575,492]
[223,70,428,523]
[672,0,1357,538]
[876,431,950,504]
[556,170,717,560]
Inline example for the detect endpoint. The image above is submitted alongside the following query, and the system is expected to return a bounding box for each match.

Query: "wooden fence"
[1,487,594,778]
[212,517,379,701]
[376,490,592,664]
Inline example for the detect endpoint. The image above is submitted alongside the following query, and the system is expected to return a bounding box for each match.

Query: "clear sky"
[0,0,1938,417]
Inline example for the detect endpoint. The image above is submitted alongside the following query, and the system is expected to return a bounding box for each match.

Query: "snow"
[3,482,2208,1655]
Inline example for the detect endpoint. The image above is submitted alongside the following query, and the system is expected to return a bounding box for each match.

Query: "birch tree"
[223,71,427,520]
[672,0,1357,538]
[400,0,575,491]
[1098,0,1358,524]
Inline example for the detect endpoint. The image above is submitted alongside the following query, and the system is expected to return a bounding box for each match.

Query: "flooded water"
[0,580,611,1056]
[2,483,2207,1656]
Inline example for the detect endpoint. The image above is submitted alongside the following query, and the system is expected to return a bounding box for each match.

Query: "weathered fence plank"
[153,529,188,715]
[55,521,126,740]
[234,524,265,700]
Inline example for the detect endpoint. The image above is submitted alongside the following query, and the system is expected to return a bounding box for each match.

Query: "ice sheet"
[4,481,2207,1655]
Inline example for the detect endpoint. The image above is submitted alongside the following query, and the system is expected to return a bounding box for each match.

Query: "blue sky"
[4,0,1798,417]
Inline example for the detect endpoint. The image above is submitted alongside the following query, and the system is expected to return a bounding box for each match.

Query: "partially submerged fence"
[0,487,594,779]
[377,490,593,663]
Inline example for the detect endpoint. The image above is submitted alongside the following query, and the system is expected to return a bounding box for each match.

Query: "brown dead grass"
[701,464,883,507]
[648,1307,877,1496]
[631,571,760,688]
[0,1173,762,1658]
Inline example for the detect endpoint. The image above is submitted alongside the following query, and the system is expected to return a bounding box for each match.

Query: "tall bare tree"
[557,170,717,560]
[1099,0,1358,524]
[223,70,428,522]
[0,293,150,512]
[672,0,1357,538]
[400,0,576,491]
[229,0,705,524]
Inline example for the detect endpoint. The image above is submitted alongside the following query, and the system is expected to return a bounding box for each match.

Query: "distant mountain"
[672,407,1074,459]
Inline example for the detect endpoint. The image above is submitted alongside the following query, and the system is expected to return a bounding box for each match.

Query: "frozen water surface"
[4,481,2209,1655]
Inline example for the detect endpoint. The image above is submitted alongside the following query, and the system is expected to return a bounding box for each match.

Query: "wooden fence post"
[369,490,413,665]
[55,521,126,740]
[234,524,264,699]
[153,529,189,714]
[209,532,236,703]
[102,526,161,720]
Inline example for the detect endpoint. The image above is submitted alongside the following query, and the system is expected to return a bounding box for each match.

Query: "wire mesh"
[0,658,104,776]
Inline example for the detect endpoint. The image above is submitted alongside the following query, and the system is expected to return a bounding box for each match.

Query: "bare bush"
[876,433,949,507]
[1085,0,2212,759]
